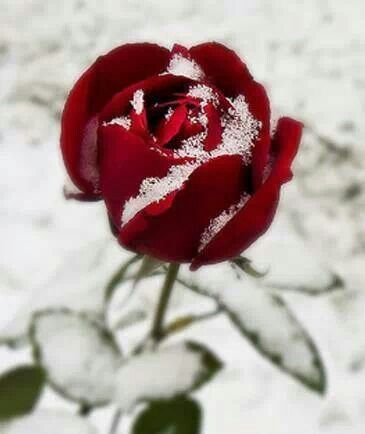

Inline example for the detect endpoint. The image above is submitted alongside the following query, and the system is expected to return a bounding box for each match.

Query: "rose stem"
[150,262,180,342]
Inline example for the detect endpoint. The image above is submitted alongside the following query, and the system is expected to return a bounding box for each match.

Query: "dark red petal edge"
[191,117,303,270]
[61,43,170,196]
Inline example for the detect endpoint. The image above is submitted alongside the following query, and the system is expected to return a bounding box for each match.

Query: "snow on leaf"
[30,309,121,406]
[0,240,133,347]
[179,262,326,394]
[1,410,97,434]
[114,341,222,411]
[247,214,342,295]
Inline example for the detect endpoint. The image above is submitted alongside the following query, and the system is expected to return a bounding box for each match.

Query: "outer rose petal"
[98,125,182,229]
[119,155,245,263]
[191,117,303,270]
[189,42,271,190]
[61,43,170,195]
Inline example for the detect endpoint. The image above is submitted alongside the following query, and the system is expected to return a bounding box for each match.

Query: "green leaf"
[114,341,222,411]
[132,397,201,434]
[30,309,121,407]
[104,254,142,305]
[0,365,45,420]
[133,256,164,288]
[231,256,268,278]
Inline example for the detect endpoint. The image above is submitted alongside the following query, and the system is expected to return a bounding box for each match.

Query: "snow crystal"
[121,162,199,225]
[165,107,175,120]
[114,342,204,411]
[103,116,131,130]
[220,95,262,164]
[166,53,204,80]
[33,311,120,405]
[188,109,208,127]
[199,194,251,252]
[187,84,219,107]
[131,89,144,115]
[3,410,97,434]
[175,94,261,163]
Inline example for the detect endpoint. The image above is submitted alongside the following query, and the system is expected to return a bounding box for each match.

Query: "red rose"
[61,42,302,269]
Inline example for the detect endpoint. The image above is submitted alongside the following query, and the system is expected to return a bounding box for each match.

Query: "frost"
[220,95,262,164]
[165,107,174,120]
[121,162,199,225]
[175,94,261,163]
[114,341,221,411]
[32,310,121,405]
[166,53,204,80]
[103,116,131,130]
[187,84,219,107]
[131,89,144,115]
[1,410,97,434]
[199,194,251,252]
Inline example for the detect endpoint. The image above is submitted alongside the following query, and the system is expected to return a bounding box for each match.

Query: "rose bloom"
[61,42,302,269]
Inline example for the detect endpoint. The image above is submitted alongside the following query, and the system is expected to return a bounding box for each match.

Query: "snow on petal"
[199,193,251,252]
[166,53,204,80]
[187,84,219,107]
[131,89,144,115]
[103,116,131,130]
[121,162,199,226]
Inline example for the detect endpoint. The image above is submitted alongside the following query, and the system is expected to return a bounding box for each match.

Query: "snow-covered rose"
[61,42,302,268]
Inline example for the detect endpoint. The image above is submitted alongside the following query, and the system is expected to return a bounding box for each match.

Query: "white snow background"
[1,0,365,433]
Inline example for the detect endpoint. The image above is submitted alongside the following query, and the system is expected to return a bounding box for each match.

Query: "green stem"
[150,263,180,342]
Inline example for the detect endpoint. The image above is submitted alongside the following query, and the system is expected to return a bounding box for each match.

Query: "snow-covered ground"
[1,0,365,433]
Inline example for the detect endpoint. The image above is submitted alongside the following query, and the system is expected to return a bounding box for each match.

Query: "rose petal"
[99,125,177,229]
[203,103,223,151]
[120,155,245,263]
[191,117,302,269]
[61,43,170,194]
[189,42,271,189]
[100,75,193,123]
[155,105,187,146]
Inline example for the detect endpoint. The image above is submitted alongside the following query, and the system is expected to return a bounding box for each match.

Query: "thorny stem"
[150,262,180,342]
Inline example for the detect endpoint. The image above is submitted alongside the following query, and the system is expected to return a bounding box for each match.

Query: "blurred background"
[0,0,365,433]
